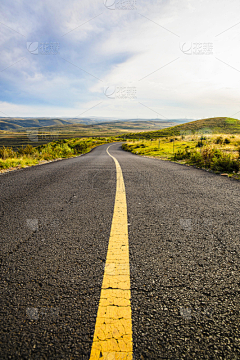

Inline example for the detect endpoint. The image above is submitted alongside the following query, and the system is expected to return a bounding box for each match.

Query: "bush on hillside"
[0,146,16,159]
[196,141,204,147]
[215,136,223,144]
[173,147,239,173]
[17,144,35,156]
[211,156,239,173]
[72,141,88,154]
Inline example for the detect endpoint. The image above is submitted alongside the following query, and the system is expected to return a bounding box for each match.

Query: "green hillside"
[0,118,71,131]
[121,117,240,139]
[0,121,23,130]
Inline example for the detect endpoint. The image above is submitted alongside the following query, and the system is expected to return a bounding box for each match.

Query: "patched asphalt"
[1,142,240,359]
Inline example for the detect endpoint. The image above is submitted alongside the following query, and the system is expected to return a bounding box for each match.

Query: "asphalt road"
[1,142,240,359]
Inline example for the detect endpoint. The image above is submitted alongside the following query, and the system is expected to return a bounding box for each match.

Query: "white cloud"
[0,0,240,118]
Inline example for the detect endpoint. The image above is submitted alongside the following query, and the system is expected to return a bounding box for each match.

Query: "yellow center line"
[89,145,133,360]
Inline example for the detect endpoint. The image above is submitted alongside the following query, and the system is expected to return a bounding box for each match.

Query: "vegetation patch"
[122,134,240,180]
[0,137,122,172]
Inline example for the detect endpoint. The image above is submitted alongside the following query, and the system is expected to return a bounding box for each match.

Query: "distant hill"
[61,117,194,124]
[90,120,179,130]
[0,117,194,130]
[122,117,240,139]
[0,118,71,131]
[0,119,181,149]
[1,119,181,134]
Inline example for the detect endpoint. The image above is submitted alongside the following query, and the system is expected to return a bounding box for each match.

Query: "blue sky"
[0,0,240,119]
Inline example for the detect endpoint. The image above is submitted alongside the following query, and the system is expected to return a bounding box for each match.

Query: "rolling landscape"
[1,117,240,180]
[1,116,239,150]
[0,118,182,149]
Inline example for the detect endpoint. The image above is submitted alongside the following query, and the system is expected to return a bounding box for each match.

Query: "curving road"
[1,143,240,359]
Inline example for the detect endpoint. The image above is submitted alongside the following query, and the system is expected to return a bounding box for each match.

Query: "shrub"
[23,144,35,155]
[61,144,74,157]
[196,141,204,148]
[211,155,239,173]
[73,141,88,154]
[201,147,221,161]
[0,146,16,159]
[189,151,205,167]
[122,144,132,152]
[173,147,238,172]
[215,136,223,144]
[50,145,63,158]
[173,150,191,160]
[135,144,146,149]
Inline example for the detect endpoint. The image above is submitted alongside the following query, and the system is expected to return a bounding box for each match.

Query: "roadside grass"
[0,136,121,171]
[122,134,240,180]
